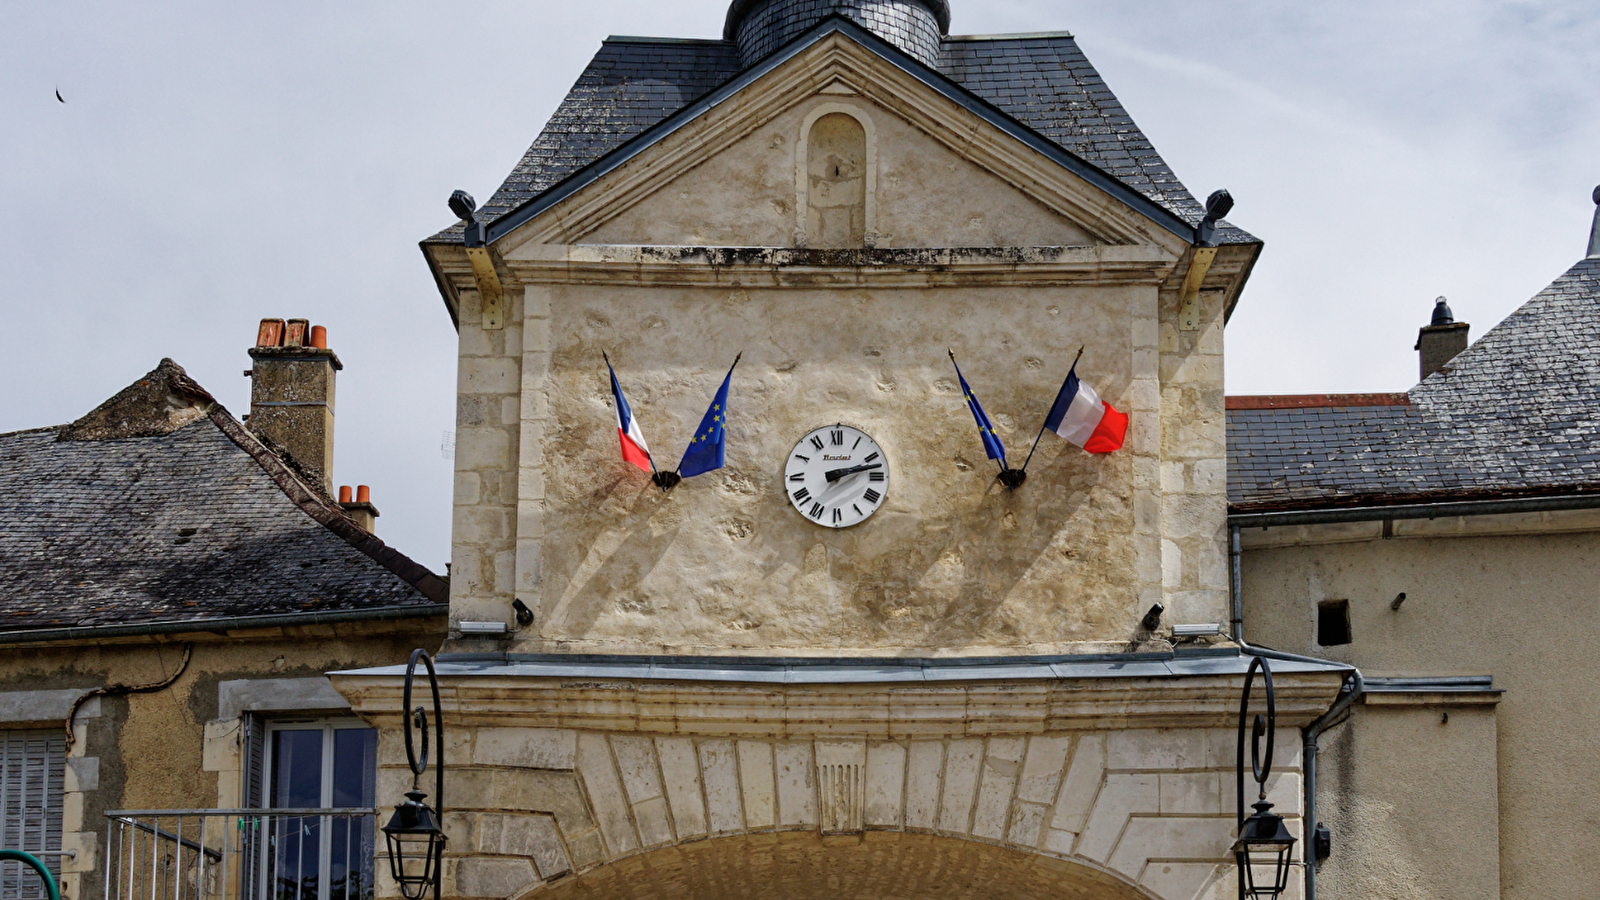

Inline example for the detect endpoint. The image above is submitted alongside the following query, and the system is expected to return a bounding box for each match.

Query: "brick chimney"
[338,484,380,533]
[1415,297,1470,381]
[247,318,341,492]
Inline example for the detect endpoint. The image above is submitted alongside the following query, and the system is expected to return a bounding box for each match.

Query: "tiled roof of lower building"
[429,27,1251,245]
[0,361,447,637]
[1228,257,1600,511]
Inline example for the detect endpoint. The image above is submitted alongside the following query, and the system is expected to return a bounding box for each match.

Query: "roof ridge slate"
[203,403,450,605]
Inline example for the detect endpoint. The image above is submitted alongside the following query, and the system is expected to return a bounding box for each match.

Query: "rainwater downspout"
[1230,521,1365,900]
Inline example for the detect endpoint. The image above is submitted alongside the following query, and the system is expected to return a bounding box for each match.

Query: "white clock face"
[784,424,888,529]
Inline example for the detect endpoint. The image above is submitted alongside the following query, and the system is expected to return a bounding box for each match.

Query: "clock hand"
[824,462,883,483]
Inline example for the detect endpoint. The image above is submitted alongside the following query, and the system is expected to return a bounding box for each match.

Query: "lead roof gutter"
[1228,492,1600,529]
[477,16,1200,248]
[0,604,446,647]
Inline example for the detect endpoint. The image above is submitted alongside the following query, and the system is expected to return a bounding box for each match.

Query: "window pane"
[331,729,376,808]
[330,729,377,900]
[271,730,325,809]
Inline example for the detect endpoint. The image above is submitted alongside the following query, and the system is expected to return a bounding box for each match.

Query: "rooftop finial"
[1589,184,1600,259]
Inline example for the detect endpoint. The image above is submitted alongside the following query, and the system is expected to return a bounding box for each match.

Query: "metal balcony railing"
[102,810,377,900]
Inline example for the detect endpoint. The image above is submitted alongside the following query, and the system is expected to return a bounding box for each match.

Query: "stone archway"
[514,831,1157,900]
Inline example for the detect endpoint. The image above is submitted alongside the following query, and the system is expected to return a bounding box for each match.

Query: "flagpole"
[607,350,672,493]
[1020,345,1084,475]
[671,351,742,481]
[950,348,1009,477]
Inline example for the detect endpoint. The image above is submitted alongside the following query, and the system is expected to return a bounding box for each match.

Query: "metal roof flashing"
[332,647,1351,684]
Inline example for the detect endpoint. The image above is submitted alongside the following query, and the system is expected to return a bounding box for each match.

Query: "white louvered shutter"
[0,730,65,899]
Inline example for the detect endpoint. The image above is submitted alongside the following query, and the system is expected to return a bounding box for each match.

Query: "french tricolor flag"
[607,359,653,472]
[1043,362,1128,454]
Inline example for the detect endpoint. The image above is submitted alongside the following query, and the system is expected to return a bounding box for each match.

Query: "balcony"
[102,810,377,900]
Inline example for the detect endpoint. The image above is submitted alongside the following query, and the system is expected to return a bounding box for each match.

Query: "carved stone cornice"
[506,243,1177,289]
[332,657,1347,737]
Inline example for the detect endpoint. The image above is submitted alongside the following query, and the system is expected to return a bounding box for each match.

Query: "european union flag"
[950,352,1007,464]
[677,355,740,478]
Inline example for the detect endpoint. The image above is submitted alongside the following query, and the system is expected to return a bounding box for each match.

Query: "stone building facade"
[346,2,1354,899]
[0,333,447,900]
[1230,211,1600,900]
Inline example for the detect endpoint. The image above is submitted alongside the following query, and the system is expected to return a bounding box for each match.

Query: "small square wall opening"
[1318,600,1352,646]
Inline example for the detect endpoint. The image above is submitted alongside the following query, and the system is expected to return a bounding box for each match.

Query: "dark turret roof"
[724,0,951,38]
[425,17,1253,250]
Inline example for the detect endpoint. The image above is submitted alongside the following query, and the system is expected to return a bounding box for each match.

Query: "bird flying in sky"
[55,88,64,103]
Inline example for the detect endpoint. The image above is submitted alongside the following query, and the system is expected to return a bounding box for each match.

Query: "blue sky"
[3,1,1596,569]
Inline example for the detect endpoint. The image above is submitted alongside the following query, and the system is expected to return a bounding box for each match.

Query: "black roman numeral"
[793,487,811,503]
[831,430,844,446]
[853,504,863,516]
[810,502,824,519]
[864,452,879,463]
[789,473,806,482]
[810,436,824,451]
[852,436,862,449]
[863,488,881,504]
[869,471,885,482]
[794,454,810,463]
[832,508,842,524]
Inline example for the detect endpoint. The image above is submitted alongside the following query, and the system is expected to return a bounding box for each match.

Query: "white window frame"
[256,717,376,900]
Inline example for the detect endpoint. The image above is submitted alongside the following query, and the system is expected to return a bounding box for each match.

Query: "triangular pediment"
[495,24,1194,258]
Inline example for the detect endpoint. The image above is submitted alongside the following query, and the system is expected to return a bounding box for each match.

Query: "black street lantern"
[382,649,446,900]
[1234,656,1298,899]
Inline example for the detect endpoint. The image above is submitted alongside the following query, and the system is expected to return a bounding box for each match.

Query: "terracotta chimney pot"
[339,485,353,504]
[310,325,328,349]
[356,485,371,504]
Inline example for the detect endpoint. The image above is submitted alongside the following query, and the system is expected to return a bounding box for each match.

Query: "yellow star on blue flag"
[951,354,1007,464]
[678,354,740,478]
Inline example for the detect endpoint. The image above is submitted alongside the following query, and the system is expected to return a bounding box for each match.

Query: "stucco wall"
[0,622,443,900]
[1242,529,1600,899]
[1310,705,1500,900]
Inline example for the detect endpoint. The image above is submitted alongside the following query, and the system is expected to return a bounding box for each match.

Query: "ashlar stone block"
[699,739,745,835]
[472,728,575,770]
[937,739,984,834]
[656,737,708,839]
[904,741,944,830]
[864,741,906,828]
[737,740,777,829]
[576,732,638,856]
[775,741,818,828]
[454,858,536,900]
[1076,773,1158,863]
[1051,733,1104,835]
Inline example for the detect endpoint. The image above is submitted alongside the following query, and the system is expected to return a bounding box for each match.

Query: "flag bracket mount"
[653,471,682,490]
[998,469,1027,490]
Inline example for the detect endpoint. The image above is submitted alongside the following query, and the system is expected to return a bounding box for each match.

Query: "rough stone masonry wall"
[376,725,1303,900]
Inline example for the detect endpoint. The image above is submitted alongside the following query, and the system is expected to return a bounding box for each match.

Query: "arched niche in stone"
[798,105,875,248]
[512,830,1160,900]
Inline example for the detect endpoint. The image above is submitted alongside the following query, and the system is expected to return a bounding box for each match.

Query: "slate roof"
[1228,257,1600,511]
[428,25,1251,245]
[0,362,447,637]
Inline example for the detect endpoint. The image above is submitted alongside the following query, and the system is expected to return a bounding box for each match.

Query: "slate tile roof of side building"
[427,26,1251,245]
[0,360,447,636]
[1228,257,1600,511]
